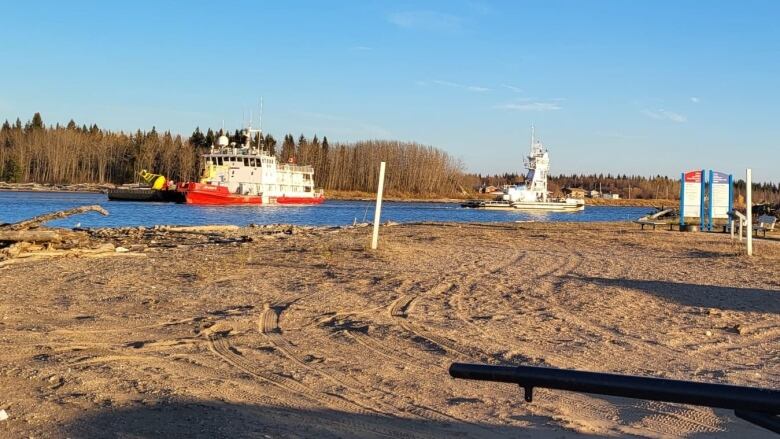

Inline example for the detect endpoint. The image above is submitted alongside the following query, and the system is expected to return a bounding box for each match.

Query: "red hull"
[177,183,325,205]
[178,183,261,205]
[275,195,325,205]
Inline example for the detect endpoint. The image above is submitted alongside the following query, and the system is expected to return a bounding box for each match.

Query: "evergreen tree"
[190,127,206,148]
[297,134,308,164]
[31,112,44,130]
[264,134,277,156]
[66,119,77,130]
[205,128,215,147]
[281,134,296,162]
[2,157,22,182]
[1,120,9,132]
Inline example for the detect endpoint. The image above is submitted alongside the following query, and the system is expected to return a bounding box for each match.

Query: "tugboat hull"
[275,195,325,205]
[178,183,262,205]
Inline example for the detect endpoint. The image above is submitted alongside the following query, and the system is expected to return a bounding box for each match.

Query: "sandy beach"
[1,222,778,438]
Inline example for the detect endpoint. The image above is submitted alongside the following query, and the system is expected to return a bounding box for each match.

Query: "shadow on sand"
[57,397,776,438]
[574,276,780,314]
[60,399,562,439]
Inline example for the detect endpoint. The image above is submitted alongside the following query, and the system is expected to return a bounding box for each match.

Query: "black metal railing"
[449,362,780,434]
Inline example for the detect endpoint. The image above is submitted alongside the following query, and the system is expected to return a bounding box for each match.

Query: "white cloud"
[495,102,562,111]
[350,45,372,51]
[642,109,687,123]
[432,80,459,87]
[690,96,700,103]
[431,79,490,92]
[500,84,523,93]
[387,11,462,32]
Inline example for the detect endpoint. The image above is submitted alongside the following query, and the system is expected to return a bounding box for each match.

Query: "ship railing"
[449,362,780,434]
[277,164,314,173]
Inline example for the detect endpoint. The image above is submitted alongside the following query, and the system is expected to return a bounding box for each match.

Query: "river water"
[0,191,654,228]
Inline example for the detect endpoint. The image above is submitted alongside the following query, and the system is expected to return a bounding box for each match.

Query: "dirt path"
[0,222,778,438]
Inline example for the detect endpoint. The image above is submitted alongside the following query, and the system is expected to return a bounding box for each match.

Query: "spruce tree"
[66,119,77,130]
[281,134,296,162]
[265,134,277,156]
[2,157,22,182]
[190,127,205,148]
[31,112,44,130]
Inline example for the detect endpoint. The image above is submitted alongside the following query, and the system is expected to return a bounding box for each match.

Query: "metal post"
[371,161,386,250]
[699,169,705,231]
[708,170,713,231]
[679,173,685,229]
[746,168,752,256]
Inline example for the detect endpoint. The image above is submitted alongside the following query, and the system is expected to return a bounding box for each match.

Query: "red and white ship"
[178,125,324,205]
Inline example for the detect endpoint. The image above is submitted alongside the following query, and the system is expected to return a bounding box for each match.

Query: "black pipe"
[449,363,780,434]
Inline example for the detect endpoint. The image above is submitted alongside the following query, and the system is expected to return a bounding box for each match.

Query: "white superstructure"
[197,126,323,203]
[463,127,584,211]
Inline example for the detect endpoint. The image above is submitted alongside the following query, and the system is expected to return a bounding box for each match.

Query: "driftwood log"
[0,205,111,265]
[5,205,108,231]
[0,230,63,242]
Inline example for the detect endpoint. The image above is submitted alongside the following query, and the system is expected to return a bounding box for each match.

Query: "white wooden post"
[371,161,386,250]
[746,168,752,256]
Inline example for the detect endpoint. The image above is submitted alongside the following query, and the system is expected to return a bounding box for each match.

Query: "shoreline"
[0,183,675,207]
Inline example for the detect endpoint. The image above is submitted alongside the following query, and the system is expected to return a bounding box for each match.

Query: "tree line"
[471,172,780,203]
[0,113,466,197]
[3,113,777,202]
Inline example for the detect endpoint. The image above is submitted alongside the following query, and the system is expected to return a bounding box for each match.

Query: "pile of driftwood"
[87,225,252,249]
[1,205,257,267]
[0,205,117,267]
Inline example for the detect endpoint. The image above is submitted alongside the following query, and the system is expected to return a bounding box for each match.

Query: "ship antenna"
[530,124,535,151]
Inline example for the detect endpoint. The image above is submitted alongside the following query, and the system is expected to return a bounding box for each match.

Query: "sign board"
[680,169,704,216]
[709,171,732,219]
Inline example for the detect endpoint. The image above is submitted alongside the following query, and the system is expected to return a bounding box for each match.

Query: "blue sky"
[1,1,778,180]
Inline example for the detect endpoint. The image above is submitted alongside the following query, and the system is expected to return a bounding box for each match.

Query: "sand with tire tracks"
[0,222,778,438]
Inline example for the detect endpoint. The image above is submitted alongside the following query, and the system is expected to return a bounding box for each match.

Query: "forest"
[0,113,465,198]
[2,113,778,202]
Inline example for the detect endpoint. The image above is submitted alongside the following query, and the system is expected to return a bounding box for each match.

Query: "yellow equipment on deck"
[139,170,167,190]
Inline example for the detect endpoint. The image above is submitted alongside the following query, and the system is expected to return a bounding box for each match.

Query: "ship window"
[243,158,249,166]
[217,157,223,166]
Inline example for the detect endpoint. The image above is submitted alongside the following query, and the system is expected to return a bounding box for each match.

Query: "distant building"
[563,187,586,199]
[604,193,620,199]
[481,185,498,194]
[589,190,601,198]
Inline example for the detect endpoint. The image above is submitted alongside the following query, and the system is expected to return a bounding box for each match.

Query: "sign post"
[746,168,752,256]
[680,170,704,230]
[371,161,386,250]
[708,171,733,231]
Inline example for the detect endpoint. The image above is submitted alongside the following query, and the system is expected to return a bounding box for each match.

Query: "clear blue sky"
[1,1,778,180]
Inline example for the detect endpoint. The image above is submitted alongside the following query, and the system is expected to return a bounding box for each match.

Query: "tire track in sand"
[205,330,381,416]
[260,304,466,425]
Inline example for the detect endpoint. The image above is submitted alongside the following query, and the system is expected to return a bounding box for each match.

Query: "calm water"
[0,191,654,228]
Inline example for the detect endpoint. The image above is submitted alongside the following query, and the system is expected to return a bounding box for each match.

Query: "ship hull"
[178,183,262,205]
[108,187,185,203]
[274,195,325,205]
[462,200,585,212]
[512,201,585,212]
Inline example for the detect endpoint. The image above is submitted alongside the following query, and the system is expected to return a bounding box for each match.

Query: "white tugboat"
[463,128,585,211]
